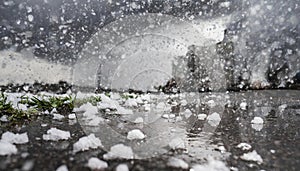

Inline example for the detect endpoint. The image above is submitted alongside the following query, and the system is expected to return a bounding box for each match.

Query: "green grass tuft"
[19,95,75,115]
[0,93,38,122]
[74,96,101,107]
[120,93,136,100]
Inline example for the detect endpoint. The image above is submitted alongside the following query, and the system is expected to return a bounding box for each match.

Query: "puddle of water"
[77,92,230,160]
[76,90,300,165]
[1,90,299,170]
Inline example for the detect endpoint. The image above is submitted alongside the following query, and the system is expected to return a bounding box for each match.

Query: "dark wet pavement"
[0,90,299,171]
[224,91,300,171]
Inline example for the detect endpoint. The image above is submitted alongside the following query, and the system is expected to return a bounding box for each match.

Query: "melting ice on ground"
[103,144,134,160]
[240,150,263,164]
[42,128,71,141]
[73,134,103,153]
[0,131,29,156]
[167,157,189,169]
[87,157,108,170]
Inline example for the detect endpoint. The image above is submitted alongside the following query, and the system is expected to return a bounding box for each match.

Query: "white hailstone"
[42,128,70,141]
[251,117,264,131]
[127,129,146,140]
[207,100,216,107]
[28,14,34,22]
[144,104,151,111]
[141,94,151,102]
[83,104,98,117]
[197,114,207,120]
[217,146,226,153]
[133,117,144,123]
[278,104,287,112]
[0,115,8,122]
[1,131,29,144]
[103,144,134,160]
[75,102,97,113]
[116,164,129,171]
[240,150,263,164]
[207,112,221,127]
[180,99,188,106]
[191,158,229,171]
[18,104,28,111]
[237,143,252,151]
[169,114,176,118]
[73,134,103,153]
[53,114,64,120]
[251,117,264,124]
[0,141,18,156]
[240,102,247,110]
[21,160,34,171]
[156,102,167,110]
[251,123,264,131]
[183,109,192,118]
[124,98,138,107]
[87,116,104,126]
[162,114,170,119]
[51,108,58,114]
[219,1,231,8]
[87,157,108,170]
[175,116,183,122]
[56,165,68,171]
[167,157,189,169]
[68,114,76,119]
[116,106,133,115]
[135,97,144,104]
[169,137,185,150]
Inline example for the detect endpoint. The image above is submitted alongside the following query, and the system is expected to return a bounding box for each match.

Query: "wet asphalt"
[0,90,299,171]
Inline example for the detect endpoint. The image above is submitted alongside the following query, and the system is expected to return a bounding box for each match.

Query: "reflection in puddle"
[77,92,229,160]
[76,90,300,168]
